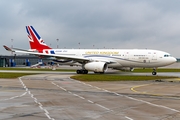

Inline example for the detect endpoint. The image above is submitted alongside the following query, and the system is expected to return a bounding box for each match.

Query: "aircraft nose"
[171,57,177,63]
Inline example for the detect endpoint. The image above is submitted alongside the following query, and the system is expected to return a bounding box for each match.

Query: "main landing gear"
[152,68,157,75]
[76,69,88,74]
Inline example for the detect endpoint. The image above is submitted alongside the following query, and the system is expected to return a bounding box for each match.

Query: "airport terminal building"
[0,55,50,67]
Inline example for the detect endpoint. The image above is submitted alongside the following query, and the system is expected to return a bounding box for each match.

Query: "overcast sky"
[1,0,180,57]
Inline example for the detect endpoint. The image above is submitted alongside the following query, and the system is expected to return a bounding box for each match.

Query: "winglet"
[3,45,14,52]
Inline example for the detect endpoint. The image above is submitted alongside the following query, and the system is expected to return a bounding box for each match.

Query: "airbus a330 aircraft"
[3,26,177,75]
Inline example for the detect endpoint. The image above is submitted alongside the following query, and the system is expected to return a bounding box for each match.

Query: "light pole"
[78,42,80,49]
[11,39,13,55]
[56,39,59,48]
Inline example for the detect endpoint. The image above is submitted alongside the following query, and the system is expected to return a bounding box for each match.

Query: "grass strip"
[71,74,178,81]
[0,73,36,78]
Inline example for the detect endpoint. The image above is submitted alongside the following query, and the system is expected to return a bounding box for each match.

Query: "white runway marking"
[19,77,55,120]
[51,81,111,112]
[125,96,180,113]
[95,103,110,111]
[125,116,134,120]
[78,96,85,100]
[88,100,94,104]
[0,79,27,102]
[69,77,180,118]
[94,86,102,90]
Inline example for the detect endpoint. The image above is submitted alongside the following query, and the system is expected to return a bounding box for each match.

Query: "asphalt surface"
[0,71,180,120]
[0,62,180,120]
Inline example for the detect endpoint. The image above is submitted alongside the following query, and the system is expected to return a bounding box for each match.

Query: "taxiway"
[0,72,180,120]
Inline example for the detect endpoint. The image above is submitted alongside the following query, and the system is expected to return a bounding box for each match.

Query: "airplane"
[3,26,177,75]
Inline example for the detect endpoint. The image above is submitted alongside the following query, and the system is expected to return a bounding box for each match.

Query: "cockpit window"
[164,54,171,57]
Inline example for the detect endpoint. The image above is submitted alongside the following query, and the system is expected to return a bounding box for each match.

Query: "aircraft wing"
[3,45,116,64]
[3,45,90,62]
[3,45,32,52]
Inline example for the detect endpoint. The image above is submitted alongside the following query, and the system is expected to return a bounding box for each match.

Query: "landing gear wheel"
[152,68,157,75]
[85,70,88,74]
[76,69,88,74]
[76,70,81,74]
[82,70,88,74]
[152,71,157,75]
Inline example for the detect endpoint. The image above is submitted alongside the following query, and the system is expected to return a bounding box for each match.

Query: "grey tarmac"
[0,72,180,120]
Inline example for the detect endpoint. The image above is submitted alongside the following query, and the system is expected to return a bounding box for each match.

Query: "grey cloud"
[0,0,180,57]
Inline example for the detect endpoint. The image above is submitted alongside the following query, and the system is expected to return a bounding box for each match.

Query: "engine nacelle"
[84,62,108,73]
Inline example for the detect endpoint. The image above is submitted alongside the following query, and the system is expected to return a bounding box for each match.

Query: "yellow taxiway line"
[130,83,158,95]
[131,81,180,99]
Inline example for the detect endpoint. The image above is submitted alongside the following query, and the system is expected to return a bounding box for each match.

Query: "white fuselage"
[42,49,177,69]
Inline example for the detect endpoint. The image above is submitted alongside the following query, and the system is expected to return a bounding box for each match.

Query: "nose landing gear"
[152,68,157,75]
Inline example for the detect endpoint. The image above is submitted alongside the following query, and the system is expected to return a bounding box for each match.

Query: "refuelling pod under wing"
[84,62,108,73]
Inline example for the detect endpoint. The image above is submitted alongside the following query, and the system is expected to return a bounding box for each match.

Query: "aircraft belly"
[108,63,122,68]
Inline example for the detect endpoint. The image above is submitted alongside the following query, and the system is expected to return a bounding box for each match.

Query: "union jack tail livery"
[26,26,52,51]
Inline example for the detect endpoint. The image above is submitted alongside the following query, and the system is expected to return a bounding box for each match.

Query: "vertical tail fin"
[26,26,52,51]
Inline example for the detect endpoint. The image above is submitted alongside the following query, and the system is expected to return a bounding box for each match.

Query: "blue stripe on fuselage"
[50,50,55,54]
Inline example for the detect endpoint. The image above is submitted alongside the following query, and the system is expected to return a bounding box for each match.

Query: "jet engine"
[84,62,108,73]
